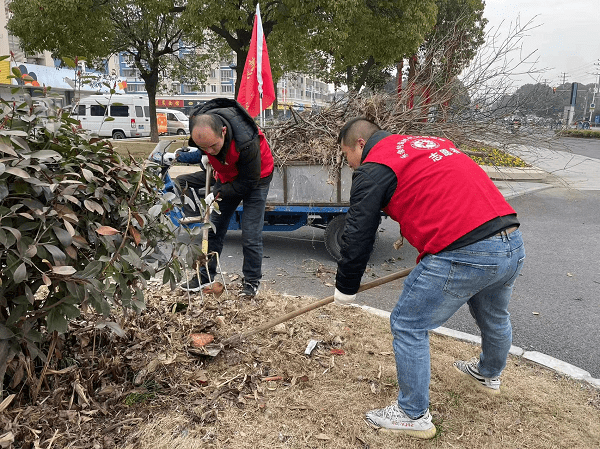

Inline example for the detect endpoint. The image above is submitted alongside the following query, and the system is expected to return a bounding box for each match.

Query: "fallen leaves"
[190,333,215,348]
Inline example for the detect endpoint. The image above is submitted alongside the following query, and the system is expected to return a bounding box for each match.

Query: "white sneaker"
[454,358,501,394]
[365,404,436,439]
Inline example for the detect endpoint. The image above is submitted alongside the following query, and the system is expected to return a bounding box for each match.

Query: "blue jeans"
[200,176,271,284]
[390,230,525,418]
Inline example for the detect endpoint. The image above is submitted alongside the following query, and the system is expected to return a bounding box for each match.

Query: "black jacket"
[187,98,267,198]
[335,131,397,294]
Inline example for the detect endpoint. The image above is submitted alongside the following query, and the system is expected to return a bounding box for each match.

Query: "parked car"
[155,108,189,135]
[71,94,151,139]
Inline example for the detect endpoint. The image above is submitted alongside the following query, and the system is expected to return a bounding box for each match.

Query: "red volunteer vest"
[207,130,274,183]
[364,135,516,262]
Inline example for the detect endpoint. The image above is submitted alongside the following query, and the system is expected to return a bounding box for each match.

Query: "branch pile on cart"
[263,94,474,172]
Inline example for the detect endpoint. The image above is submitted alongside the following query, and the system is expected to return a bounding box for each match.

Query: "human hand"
[334,288,356,306]
[201,154,210,169]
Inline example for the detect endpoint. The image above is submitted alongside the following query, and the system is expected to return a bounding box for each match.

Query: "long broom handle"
[225,266,414,345]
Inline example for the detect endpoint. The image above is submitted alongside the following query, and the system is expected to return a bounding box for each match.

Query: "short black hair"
[338,117,381,146]
[189,113,223,135]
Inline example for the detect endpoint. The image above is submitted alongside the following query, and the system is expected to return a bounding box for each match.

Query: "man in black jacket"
[333,118,524,439]
[176,99,274,298]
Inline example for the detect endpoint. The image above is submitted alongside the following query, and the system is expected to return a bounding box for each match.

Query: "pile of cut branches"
[264,94,494,170]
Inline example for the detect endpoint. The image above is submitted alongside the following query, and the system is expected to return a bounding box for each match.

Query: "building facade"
[0,1,332,116]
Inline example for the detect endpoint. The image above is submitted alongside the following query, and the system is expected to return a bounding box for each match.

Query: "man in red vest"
[333,118,525,439]
[176,98,274,298]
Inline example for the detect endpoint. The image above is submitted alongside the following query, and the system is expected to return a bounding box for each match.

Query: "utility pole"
[590,61,600,123]
[559,73,568,86]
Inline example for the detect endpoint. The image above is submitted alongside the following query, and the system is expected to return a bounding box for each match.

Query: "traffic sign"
[590,103,595,110]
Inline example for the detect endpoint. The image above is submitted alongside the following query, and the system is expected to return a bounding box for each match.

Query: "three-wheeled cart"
[226,162,382,261]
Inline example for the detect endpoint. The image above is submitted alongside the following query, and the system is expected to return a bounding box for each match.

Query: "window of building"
[211,85,217,93]
[220,69,232,82]
[221,84,233,93]
[210,69,217,78]
[126,84,146,93]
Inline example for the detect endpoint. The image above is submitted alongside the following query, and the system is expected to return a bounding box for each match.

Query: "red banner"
[156,99,183,108]
[237,4,275,118]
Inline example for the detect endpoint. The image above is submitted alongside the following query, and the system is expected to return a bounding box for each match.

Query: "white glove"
[201,154,210,169]
[334,288,356,306]
[204,193,215,213]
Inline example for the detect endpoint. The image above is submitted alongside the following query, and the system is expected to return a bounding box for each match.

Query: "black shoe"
[180,275,212,292]
[180,275,201,292]
[238,279,259,298]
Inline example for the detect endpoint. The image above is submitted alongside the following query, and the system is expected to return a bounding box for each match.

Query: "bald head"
[190,113,227,155]
[190,113,223,135]
[338,118,381,147]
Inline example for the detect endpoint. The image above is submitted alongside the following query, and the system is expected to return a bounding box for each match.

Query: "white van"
[156,108,189,135]
[72,94,151,139]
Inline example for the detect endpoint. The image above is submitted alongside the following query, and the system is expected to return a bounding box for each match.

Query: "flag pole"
[260,95,264,127]
[257,3,264,127]
[237,2,274,123]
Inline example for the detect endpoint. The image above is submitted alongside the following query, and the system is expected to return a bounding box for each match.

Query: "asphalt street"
[206,136,600,378]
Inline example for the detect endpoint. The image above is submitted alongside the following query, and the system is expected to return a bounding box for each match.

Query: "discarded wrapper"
[202,282,225,297]
[190,333,214,348]
[304,339,319,355]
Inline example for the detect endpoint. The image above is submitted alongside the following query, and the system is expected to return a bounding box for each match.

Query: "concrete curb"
[481,165,548,182]
[358,304,600,390]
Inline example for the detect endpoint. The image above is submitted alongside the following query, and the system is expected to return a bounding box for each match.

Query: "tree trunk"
[352,56,376,94]
[396,59,404,98]
[235,49,248,99]
[408,55,417,109]
[142,67,160,143]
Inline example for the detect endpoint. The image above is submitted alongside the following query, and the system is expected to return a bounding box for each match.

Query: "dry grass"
[3,281,599,448]
[112,137,187,161]
[117,287,599,449]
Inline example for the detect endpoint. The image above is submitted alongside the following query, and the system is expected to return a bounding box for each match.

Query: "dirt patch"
[113,137,187,161]
[2,278,599,448]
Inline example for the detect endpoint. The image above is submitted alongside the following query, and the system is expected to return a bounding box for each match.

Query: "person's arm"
[215,137,262,199]
[335,163,396,295]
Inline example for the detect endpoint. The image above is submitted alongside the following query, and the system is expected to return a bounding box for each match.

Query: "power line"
[559,72,568,85]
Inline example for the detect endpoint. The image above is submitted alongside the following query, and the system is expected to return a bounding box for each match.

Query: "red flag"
[237,4,275,118]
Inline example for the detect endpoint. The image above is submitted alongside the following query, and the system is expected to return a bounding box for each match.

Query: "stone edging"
[480,165,547,182]
[359,304,600,390]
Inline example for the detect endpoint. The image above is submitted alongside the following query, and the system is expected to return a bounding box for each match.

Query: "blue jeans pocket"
[443,261,498,298]
[503,256,525,287]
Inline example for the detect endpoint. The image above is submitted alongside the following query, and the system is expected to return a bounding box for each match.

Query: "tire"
[323,214,379,262]
[177,129,186,135]
[112,130,126,139]
[324,215,346,262]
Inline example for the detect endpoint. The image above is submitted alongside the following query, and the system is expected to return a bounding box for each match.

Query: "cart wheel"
[324,215,346,262]
[324,214,380,262]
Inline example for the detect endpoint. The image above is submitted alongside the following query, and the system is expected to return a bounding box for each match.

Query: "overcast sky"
[483,0,600,87]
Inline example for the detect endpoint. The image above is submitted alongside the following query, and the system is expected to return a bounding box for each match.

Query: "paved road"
[204,137,600,378]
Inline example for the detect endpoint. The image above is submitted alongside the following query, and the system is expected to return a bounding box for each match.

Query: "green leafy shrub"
[0,76,206,397]
[461,146,529,167]
[556,129,600,139]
